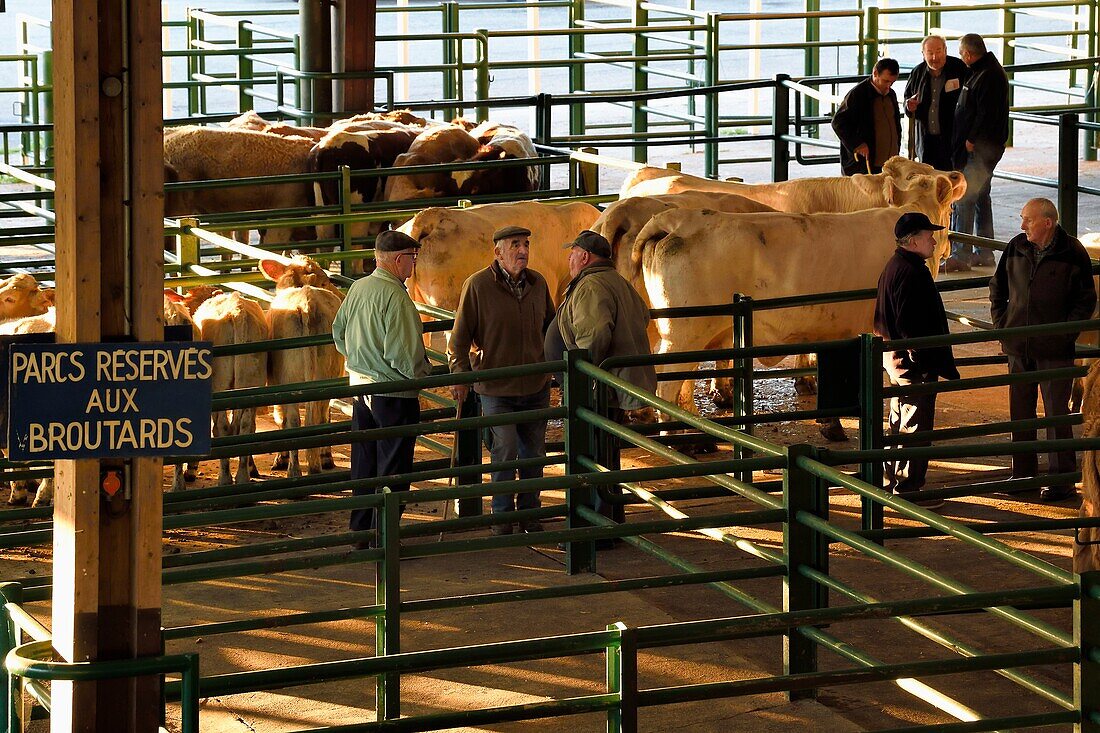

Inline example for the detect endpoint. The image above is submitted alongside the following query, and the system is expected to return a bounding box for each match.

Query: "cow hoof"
[183,468,197,482]
[321,457,336,471]
[709,390,735,408]
[818,420,848,442]
[286,466,302,479]
[272,453,289,471]
[794,378,818,396]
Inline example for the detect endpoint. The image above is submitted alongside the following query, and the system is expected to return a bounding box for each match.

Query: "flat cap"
[375,230,421,252]
[563,230,612,259]
[894,212,945,239]
[492,225,532,242]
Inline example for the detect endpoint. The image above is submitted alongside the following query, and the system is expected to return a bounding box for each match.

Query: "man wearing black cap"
[990,198,1096,501]
[448,224,556,535]
[333,229,432,545]
[874,212,960,507]
[558,230,656,533]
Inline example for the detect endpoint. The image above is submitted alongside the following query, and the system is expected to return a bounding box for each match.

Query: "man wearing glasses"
[333,229,431,547]
[448,225,556,535]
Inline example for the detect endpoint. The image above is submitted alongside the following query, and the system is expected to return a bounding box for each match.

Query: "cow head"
[881,156,937,181]
[260,256,343,296]
[182,285,223,314]
[0,274,54,320]
[162,290,198,336]
[884,173,966,272]
[450,117,479,131]
[309,135,383,208]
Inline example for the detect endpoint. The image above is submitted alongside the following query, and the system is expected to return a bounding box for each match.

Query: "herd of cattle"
[1,111,970,506]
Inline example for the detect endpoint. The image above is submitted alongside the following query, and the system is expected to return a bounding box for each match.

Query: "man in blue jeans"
[448,225,556,535]
[946,33,1010,272]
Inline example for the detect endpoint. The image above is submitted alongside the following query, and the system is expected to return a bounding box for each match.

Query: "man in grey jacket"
[557,230,657,536]
[990,198,1096,501]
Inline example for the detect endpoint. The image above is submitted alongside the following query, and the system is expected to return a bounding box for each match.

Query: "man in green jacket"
[333,230,431,545]
[448,225,556,535]
[558,230,657,534]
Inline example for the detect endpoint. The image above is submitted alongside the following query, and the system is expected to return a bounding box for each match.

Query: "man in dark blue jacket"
[875,213,960,507]
[903,35,969,173]
[948,33,1010,272]
[990,198,1097,501]
[832,58,902,176]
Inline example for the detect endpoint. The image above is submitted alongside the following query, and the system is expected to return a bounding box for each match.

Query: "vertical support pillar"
[475,30,491,122]
[704,13,720,178]
[375,490,402,720]
[455,391,483,517]
[783,444,827,699]
[39,51,54,170]
[606,622,638,733]
[1002,1,1016,148]
[237,21,254,114]
[803,0,820,134]
[175,217,200,287]
[535,93,553,192]
[1059,113,1080,237]
[1086,0,1099,161]
[339,165,353,278]
[732,294,755,485]
[299,0,333,125]
[1076,571,1100,732]
[858,334,884,536]
[442,1,460,121]
[568,0,586,138]
[577,146,599,196]
[863,7,880,74]
[52,0,166,728]
[632,0,649,164]
[340,0,377,114]
[565,349,597,575]
[772,74,791,183]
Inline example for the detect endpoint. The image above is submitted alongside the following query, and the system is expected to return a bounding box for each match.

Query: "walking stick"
[438,397,463,541]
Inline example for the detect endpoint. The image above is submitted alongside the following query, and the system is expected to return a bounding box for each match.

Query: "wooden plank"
[342,0,376,112]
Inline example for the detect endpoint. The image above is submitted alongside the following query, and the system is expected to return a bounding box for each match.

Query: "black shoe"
[595,538,623,551]
[352,539,376,550]
[973,251,996,267]
[519,520,544,533]
[490,522,514,536]
[1040,486,1077,502]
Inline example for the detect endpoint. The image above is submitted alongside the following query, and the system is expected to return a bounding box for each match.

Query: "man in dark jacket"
[874,212,960,506]
[948,33,1010,272]
[448,225,556,534]
[989,199,1097,501]
[831,58,902,176]
[903,35,969,172]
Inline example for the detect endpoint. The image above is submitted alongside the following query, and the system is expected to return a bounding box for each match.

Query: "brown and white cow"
[188,290,270,486]
[164,126,317,244]
[260,257,345,478]
[399,200,601,311]
[453,121,541,195]
[631,206,932,423]
[620,157,967,275]
[383,126,483,203]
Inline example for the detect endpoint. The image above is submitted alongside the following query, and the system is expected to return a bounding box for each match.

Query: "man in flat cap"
[448,224,556,535]
[873,212,959,508]
[334,229,432,546]
[557,230,656,538]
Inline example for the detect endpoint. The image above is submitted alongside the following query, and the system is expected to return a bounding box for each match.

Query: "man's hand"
[905,96,919,113]
[451,384,470,403]
[965,139,975,153]
[854,142,870,159]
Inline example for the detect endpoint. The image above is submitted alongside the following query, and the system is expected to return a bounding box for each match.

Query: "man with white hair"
[990,198,1096,501]
[903,35,969,172]
[448,225,556,535]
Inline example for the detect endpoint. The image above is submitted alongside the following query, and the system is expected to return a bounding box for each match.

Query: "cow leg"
[710,360,735,408]
[319,399,336,471]
[212,410,233,485]
[304,400,328,475]
[7,481,28,506]
[818,418,848,442]
[794,353,819,395]
[30,478,54,508]
[234,407,257,484]
[282,403,303,478]
[272,404,290,471]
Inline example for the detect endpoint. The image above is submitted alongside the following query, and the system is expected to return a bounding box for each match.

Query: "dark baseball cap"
[563,230,612,258]
[375,230,421,252]
[492,225,531,242]
[894,212,945,239]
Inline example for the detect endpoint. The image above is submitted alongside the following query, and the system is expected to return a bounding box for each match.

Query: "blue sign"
[8,342,214,460]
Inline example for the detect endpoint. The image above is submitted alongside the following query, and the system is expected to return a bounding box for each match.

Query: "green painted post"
[1059,113,1080,238]
[455,391,483,517]
[804,0,820,133]
[176,218,201,287]
[1075,571,1100,732]
[606,622,638,733]
[632,0,650,164]
[187,13,200,117]
[773,74,791,182]
[732,295,755,485]
[863,6,879,75]
[565,349,597,575]
[238,21,254,114]
[569,0,586,139]
[375,490,401,720]
[926,0,941,33]
[535,93,554,191]
[577,146,599,195]
[1001,3,1016,147]
[0,583,23,733]
[39,51,53,171]
[784,444,827,698]
[340,165,353,278]
[704,13,720,178]
[1086,0,1098,161]
[475,30,490,122]
[442,2,460,121]
[858,334,885,536]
